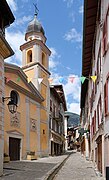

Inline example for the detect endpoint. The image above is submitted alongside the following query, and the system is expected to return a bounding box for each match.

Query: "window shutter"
[104,83,108,115]
[104,83,106,114]
[91,123,93,137]
[91,121,92,137]
[94,111,96,133]
[95,73,97,94]
[97,104,99,127]
[91,117,94,136]
[100,95,102,120]
[102,16,108,56]
[106,81,108,113]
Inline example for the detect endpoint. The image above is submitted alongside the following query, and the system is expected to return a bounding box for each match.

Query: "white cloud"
[6,0,17,11]
[68,102,80,115]
[64,76,81,114]
[64,28,82,42]
[49,73,81,114]
[49,60,58,69]
[15,16,32,26]
[5,30,25,65]
[21,0,29,2]
[69,12,75,22]
[66,66,72,70]
[63,0,74,7]
[49,48,60,70]
[79,5,83,14]
[64,74,80,102]
[50,47,58,59]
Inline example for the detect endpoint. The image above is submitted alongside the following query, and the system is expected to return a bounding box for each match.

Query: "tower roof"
[26,14,45,35]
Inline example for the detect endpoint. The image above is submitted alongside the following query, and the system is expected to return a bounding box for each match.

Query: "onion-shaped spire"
[26,4,45,36]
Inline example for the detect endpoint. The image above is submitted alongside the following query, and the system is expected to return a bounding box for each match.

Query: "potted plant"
[27,151,37,160]
[4,153,10,163]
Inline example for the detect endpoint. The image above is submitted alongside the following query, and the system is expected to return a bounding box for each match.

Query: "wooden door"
[9,137,20,161]
[98,138,102,173]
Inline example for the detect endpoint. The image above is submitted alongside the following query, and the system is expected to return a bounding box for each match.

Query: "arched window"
[10,90,19,105]
[27,50,32,63]
[42,52,46,67]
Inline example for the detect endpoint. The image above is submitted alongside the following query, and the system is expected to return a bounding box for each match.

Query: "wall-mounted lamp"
[2,97,17,114]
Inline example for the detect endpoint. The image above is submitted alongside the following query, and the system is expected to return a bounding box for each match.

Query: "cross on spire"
[33,3,39,16]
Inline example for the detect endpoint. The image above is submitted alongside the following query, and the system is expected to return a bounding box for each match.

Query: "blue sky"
[6,0,83,115]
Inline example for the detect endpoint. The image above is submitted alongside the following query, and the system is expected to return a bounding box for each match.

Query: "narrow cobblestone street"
[0,154,68,180]
[0,151,106,180]
[53,152,105,180]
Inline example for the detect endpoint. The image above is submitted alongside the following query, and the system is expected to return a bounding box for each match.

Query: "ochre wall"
[40,109,47,121]
[0,58,4,175]
[21,42,50,157]
[29,102,37,153]
[40,123,48,151]
[4,84,27,158]
[5,72,30,92]
[4,72,39,159]
[24,68,34,80]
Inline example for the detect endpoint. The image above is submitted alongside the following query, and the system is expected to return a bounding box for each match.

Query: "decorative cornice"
[50,85,67,111]
[25,32,47,42]
[0,0,15,26]
[6,129,24,136]
[22,62,51,75]
[0,34,14,59]
[20,39,51,56]
[6,80,44,103]
[4,63,44,102]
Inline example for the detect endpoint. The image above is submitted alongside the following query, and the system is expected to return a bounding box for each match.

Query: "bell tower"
[20,10,51,91]
[20,9,51,157]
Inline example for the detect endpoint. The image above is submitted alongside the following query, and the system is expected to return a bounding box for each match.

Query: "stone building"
[4,63,44,160]
[4,11,51,160]
[0,0,15,176]
[49,85,67,155]
[20,11,51,157]
[64,112,70,151]
[81,0,109,177]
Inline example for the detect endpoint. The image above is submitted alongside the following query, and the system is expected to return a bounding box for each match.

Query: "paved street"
[54,152,105,180]
[0,154,68,180]
[0,152,106,180]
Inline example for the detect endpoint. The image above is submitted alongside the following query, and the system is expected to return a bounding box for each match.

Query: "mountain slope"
[65,111,80,127]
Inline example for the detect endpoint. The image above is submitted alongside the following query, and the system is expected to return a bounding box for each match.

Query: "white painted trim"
[37,106,41,156]
[25,96,30,153]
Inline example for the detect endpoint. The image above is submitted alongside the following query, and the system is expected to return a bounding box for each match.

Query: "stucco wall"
[0,56,4,176]
[4,78,40,159]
